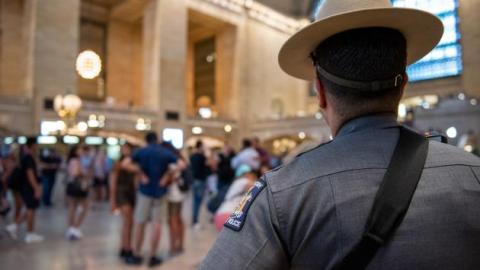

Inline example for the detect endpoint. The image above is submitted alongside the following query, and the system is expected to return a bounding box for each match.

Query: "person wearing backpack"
[6,138,44,243]
[3,144,22,223]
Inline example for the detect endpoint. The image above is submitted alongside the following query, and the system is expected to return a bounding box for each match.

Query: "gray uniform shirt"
[200,114,480,270]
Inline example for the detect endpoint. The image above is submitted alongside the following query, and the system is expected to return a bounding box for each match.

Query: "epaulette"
[295,140,333,158]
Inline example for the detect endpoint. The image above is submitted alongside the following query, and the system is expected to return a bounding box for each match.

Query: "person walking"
[110,143,138,260]
[189,140,210,230]
[65,146,90,241]
[201,0,480,269]
[6,137,44,243]
[126,132,179,267]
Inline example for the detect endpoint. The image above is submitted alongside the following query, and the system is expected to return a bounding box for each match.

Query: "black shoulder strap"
[334,127,429,270]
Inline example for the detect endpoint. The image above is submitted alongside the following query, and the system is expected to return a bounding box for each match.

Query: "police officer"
[200,0,480,269]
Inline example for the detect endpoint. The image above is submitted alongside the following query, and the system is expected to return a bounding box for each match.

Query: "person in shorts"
[5,137,44,243]
[110,143,139,260]
[65,145,90,241]
[126,132,179,267]
[162,142,188,256]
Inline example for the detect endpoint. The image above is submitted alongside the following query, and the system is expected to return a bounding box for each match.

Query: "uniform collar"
[336,113,399,138]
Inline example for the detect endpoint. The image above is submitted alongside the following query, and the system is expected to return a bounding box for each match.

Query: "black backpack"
[7,166,23,191]
[178,166,193,192]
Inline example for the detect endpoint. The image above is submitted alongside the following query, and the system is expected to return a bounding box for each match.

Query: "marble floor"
[0,188,219,270]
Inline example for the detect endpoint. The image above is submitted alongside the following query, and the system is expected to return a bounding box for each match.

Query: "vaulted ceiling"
[81,0,318,19]
[256,0,316,18]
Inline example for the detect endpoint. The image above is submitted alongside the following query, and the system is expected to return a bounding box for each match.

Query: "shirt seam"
[271,164,480,193]
[245,238,268,269]
[327,175,344,261]
[266,176,290,258]
[470,166,480,185]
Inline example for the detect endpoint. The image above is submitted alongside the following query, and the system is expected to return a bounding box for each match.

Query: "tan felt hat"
[278,0,444,81]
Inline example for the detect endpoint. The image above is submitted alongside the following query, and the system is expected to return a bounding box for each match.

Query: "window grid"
[391,0,462,82]
[311,0,463,82]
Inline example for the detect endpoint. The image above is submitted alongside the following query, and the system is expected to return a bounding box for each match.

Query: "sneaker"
[5,223,18,240]
[125,254,143,265]
[119,249,132,259]
[65,227,78,241]
[193,223,203,231]
[71,227,83,239]
[25,233,44,243]
[148,256,163,268]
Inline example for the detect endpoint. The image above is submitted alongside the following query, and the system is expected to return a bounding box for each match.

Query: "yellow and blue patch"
[224,180,267,232]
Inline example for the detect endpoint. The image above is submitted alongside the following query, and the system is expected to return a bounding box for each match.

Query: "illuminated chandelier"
[54,94,82,130]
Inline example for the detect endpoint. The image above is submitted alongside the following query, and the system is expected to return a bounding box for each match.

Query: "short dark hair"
[195,140,203,149]
[312,27,407,119]
[242,139,252,149]
[145,132,158,144]
[26,137,37,148]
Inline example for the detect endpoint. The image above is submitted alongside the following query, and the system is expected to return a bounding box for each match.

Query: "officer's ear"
[315,78,327,110]
[399,73,408,99]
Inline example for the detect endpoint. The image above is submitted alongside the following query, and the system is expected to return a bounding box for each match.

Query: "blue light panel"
[392,0,462,81]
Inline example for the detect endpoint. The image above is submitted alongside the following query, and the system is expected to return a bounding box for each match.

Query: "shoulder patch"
[224,179,267,232]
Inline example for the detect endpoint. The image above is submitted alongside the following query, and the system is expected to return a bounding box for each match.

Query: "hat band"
[315,64,404,91]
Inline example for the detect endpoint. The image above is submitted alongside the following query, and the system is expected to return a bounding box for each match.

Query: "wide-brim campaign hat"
[278,0,444,81]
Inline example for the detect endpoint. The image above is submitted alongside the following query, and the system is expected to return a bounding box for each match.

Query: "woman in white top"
[162,142,188,256]
[65,146,90,241]
[214,164,258,231]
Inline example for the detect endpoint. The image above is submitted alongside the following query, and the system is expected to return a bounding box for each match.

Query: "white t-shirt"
[168,180,185,203]
[216,177,251,214]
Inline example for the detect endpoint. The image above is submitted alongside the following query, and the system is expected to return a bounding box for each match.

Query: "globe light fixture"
[192,126,203,135]
[76,50,102,79]
[224,124,233,133]
[199,107,213,119]
[53,94,82,132]
[446,127,458,139]
[135,118,152,131]
[77,121,88,133]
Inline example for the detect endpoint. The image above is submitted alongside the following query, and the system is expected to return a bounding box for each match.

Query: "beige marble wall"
[106,19,143,107]
[32,0,80,132]
[0,0,34,97]
[142,0,160,110]
[243,19,309,123]
[458,0,480,98]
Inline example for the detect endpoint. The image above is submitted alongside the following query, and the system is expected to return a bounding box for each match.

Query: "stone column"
[144,0,188,139]
[31,0,80,133]
[459,0,480,98]
[0,0,35,97]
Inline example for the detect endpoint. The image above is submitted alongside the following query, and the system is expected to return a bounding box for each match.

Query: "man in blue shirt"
[127,132,177,267]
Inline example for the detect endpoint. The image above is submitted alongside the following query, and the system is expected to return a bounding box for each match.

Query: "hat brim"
[278,8,444,81]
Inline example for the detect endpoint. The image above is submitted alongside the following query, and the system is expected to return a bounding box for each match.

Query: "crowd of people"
[0,132,278,267]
